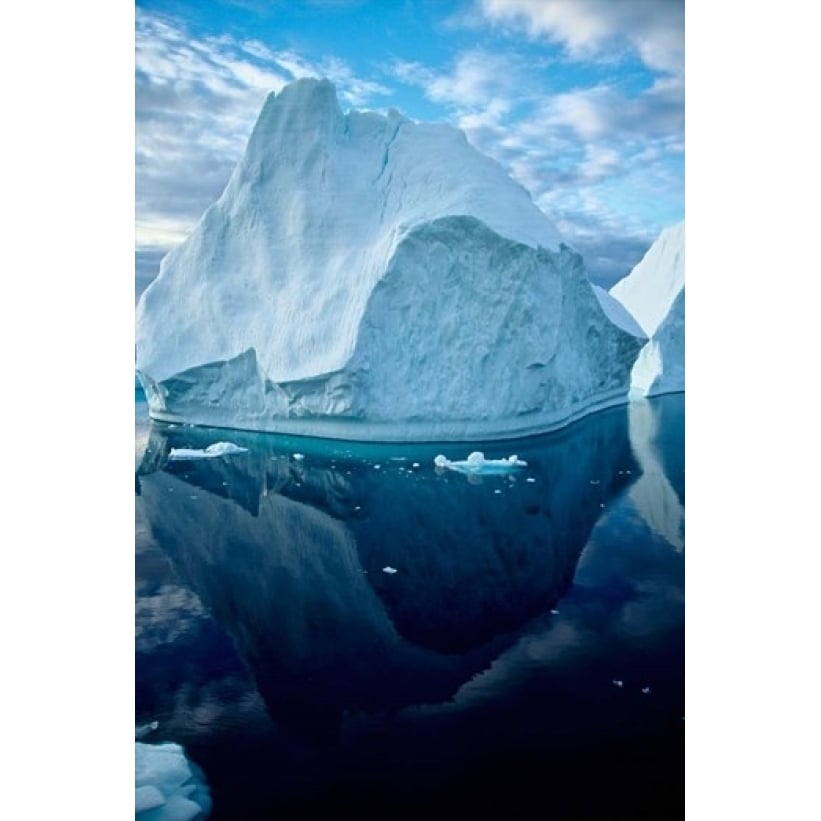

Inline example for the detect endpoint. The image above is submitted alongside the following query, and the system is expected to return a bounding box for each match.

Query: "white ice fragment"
[641,686,651,694]
[135,741,211,820]
[494,489,502,494]
[526,477,536,483]
[382,566,397,574]
[612,680,624,688]
[168,442,247,460]
[135,784,165,813]
[135,720,159,739]
[412,462,420,468]
[550,609,559,615]
[374,464,381,469]
[435,451,528,475]
[293,453,305,460]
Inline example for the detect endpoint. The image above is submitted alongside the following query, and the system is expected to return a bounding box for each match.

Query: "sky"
[135,0,684,298]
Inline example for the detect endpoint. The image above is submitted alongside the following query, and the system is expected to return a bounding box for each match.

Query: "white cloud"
[478,0,684,75]
[135,8,391,273]
[390,42,682,284]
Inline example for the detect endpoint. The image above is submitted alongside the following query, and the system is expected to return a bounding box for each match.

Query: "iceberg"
[136,77,645,442]
[135,741,211,820]
[610,222,684,397]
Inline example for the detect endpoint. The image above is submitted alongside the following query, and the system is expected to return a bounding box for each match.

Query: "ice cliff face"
[136,77,645,441]
[610,222,684,397]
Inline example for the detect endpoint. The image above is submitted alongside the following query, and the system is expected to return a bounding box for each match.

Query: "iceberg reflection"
[136,404,640,741]
[627,397,685,550]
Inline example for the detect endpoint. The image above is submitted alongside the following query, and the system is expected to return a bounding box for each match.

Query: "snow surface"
[135,742,211,820]
[610,222,684,397]
[168,442,248,460]
[136,77,644,441]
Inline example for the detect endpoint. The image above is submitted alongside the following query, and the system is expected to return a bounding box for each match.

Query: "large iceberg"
[610,222,684,397]
[136,78,645,441]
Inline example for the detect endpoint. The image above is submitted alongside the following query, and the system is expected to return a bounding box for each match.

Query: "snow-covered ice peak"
[136,77,645,441]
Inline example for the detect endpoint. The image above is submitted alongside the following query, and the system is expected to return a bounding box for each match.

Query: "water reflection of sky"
[135,394,684,816]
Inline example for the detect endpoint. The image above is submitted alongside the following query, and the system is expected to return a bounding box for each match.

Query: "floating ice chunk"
[136,741,211,820]
[612,680,624,688]
[526,477,536,483]
[412,462,420,468]
[641,686,652,694]
[434,451,528,475]
[168,442,247,460]
[293,453,305,460]
[136,785,165,813]
[136,720,159,739]
[550,609,559,615]
[382,567,398,574]
[493,489,502,494]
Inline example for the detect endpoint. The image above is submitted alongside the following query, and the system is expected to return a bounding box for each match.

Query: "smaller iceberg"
[434,451,528,475]
[168,442,248,461]
[136,741,211,820]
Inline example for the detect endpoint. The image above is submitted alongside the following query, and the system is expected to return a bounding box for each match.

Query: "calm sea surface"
[136,392,684,819]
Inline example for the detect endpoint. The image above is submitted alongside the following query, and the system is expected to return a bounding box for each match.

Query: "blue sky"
[135,0,684,296]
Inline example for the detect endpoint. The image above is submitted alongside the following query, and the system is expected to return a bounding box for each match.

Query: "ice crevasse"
[136,78,646,442]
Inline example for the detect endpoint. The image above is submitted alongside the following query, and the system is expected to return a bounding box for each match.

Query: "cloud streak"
[477,0,684,76]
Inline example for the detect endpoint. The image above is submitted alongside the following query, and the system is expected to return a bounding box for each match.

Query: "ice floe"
[168,442,248,460]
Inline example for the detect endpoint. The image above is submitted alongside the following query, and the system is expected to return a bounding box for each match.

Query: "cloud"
[135,9,391,278]
[390,44,681,284]
[477,0,684,75]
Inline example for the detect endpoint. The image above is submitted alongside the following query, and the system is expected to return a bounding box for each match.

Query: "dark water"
[136,393,684,820]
